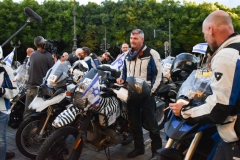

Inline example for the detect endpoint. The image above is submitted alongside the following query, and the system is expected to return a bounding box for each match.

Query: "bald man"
[60,52,68,62]
[168,10,240,160]
[121,43,129,53]
[75,48,82,59]
[24,48,34,64]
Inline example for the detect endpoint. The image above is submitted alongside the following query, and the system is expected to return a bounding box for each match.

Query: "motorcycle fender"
[155,148,184,160]
[29,93,66,112]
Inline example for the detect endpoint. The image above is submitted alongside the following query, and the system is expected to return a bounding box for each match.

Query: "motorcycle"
[151,69,222,160]
[15,60,88,159]
[9,64,29,129]
[157,53,198,130]
[36,64,165,160]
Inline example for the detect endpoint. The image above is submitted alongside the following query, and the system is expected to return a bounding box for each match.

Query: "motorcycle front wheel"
[15,116,55,159]
[36,126,83,160]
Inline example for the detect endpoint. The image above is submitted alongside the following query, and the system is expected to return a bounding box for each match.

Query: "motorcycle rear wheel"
[36,126,83,160]
[15,116,55,159]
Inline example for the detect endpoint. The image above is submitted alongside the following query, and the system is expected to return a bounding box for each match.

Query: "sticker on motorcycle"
[47,74,57,82]
[164,63,172,69]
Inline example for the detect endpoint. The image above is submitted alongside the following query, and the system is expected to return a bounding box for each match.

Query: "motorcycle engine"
[86,120,124,150]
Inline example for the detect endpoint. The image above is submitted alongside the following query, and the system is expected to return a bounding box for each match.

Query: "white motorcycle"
[36,65,165,160]
[15,60,88,159]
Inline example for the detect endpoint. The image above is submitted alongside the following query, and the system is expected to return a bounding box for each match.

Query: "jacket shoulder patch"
[215,72,223,81]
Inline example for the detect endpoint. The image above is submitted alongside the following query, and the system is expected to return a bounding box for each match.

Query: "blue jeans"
[213,139,240,160]
[0,112,9,160]
[127,95,162,152]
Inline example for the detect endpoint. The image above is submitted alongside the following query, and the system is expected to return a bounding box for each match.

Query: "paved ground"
[6,126,167,160]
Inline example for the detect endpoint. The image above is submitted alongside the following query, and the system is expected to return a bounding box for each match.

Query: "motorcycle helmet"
[71,60,89,83]
[67,53,79,66]
[126,77,151,105]
[170,53,197,81]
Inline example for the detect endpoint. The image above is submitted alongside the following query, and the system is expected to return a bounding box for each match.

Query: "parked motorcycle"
[151,70,222,160]
[36,65,165,160]
[9,64,29,129]
[156,53,198,130]
[15,60,88,159]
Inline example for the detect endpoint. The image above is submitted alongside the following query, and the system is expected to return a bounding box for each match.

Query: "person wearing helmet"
[67,48,79,66]
[116,29,162,158]
[23,36,55,120]
[169,10,240,160]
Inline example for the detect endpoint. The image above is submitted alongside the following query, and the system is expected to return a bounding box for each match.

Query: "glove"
[0,88,5,97]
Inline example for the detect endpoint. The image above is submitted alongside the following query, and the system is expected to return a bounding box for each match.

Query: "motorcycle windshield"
[177,70,212,105]
[162,56,175,77]
[76,68,108,91]
[162,56,175,69]
[15,64,28,87]
[46,60,71,86]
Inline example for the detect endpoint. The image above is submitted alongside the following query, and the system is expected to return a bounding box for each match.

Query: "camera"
[42,39,58,55]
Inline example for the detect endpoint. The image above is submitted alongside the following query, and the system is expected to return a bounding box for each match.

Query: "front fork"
[37,106,53,138]
[68,114,93,158]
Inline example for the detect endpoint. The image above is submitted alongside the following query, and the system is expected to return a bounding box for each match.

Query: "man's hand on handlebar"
[169,102,185,117]
[116,78,124,85]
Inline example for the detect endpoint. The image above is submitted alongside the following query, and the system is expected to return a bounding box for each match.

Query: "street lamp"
[10,40,21,63]
[116,41,121,54]
[72,0,77,52]
[154,29,170,57]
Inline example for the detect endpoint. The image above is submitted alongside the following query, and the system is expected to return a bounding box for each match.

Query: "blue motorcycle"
[152,70,221,160]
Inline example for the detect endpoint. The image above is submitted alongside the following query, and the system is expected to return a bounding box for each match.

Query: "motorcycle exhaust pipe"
[99,136,111,149]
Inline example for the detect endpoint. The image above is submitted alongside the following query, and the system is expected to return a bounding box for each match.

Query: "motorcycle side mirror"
[162,77,169,84]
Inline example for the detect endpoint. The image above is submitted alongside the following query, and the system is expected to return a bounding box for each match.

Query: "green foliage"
[0,0,239,62]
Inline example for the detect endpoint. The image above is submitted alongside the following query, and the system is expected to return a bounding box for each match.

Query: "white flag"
[82,73,100,106]
[3,48,15,66]
[192,43,208,54]
[111,52,125,71]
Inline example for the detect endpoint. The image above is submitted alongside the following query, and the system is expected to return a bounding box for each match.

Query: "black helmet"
[67,53,79,66]
[126,77,151,104]
[170,53,197,81]
[72,60,89,72]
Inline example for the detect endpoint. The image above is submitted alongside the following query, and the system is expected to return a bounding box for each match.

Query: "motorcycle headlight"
[73,91,87,108]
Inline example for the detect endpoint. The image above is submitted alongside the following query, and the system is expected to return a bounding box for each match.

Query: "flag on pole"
[82,73,100,106]
[111,52,125,71]
[192,43,208,54]
[3,48,15,67]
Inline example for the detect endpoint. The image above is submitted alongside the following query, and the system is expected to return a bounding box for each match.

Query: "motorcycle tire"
[15,116,55,159]
[36,126,83,160]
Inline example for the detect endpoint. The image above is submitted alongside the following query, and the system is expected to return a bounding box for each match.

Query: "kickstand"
[104,147,111,160]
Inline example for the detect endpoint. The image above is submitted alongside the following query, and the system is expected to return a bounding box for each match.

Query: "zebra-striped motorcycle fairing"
[52,96,128,128]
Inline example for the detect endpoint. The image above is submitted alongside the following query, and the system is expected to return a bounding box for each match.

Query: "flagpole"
[10,40,21,63]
